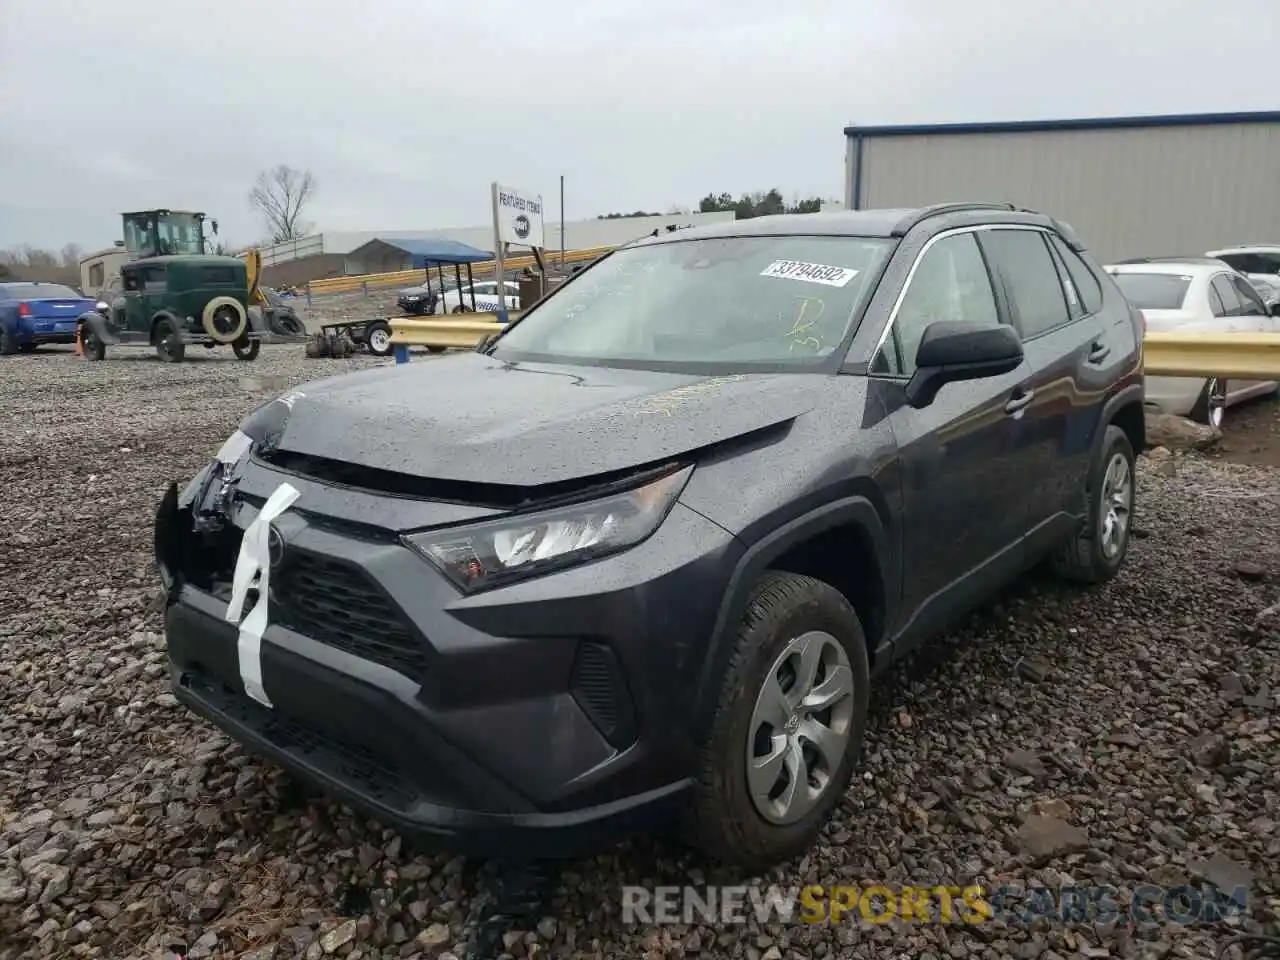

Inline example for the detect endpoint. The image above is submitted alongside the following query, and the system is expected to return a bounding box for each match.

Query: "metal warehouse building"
[843,111,1280,263]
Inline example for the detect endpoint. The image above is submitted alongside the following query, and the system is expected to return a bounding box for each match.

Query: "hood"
[268,353,822,487]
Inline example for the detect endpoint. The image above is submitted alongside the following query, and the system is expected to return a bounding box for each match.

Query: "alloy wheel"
[1099,452,1132,560]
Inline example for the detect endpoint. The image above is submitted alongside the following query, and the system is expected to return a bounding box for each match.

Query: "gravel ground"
[1,347,1278,960]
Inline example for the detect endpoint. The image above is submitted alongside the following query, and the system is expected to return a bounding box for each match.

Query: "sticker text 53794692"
[760,260,859,287]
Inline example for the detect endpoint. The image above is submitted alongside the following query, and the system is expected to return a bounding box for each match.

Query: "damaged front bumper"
[154,454,740,856]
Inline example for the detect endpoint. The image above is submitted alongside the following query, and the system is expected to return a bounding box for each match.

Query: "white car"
[1205,245,1280,307]
[1105,258,1280,427]
[438,280,520,315]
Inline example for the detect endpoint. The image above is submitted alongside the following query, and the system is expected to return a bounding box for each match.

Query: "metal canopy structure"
[352,237,497,314]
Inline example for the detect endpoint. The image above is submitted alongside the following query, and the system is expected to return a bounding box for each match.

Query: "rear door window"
[980,229,1071,338]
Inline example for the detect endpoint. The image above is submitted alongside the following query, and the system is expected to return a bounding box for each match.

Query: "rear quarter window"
[1048,235,1104,316]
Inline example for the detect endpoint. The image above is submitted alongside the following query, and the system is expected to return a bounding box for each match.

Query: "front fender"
[690,495,891,735]
[78,310,119,345]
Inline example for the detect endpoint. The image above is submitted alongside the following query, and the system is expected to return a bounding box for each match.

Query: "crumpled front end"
[154,412,740,855]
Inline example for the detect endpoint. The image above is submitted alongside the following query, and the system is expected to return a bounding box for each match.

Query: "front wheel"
[365,320,393,357]
[683,572,870,872]
[1051,424,1136,584]
[154,319,186,363]
[232,336,261,361]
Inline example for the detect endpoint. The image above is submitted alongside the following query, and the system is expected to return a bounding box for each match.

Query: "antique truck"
[77,210,306,363]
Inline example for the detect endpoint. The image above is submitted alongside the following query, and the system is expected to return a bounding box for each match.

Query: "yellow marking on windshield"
[786,297,826,353]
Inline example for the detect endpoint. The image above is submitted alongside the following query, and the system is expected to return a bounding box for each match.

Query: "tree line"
[597,188,825,221]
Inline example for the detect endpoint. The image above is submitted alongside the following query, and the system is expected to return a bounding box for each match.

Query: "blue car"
[0,281,103,354]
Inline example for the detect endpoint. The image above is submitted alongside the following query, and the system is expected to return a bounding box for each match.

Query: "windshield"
[5,283,82,299]
[492,235,893,369]
[122,212,205,257]
[1111,272,1191,310]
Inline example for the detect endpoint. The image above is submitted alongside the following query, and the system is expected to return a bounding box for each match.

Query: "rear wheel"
[451,304,472,315]
[1189,377,1227,428]
[365,320,393,357]
[79,324,105,361]
[232,336,261,361]
[1051,424,1135,584]
[18,343,37,353]
[154,319,185,363]
[0,329,16,356]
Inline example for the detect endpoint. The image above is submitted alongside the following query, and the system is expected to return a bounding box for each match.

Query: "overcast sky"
[2,0,1276,252]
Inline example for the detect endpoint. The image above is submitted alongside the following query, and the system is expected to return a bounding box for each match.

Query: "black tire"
[426,345,447,354]
[154,319,185,363]
[451,304,472,314]
[233,336,261,361]
[268,311,307,337]
[0,329,16,356]
[19,343,37,353]
[1188,378,1227,429]
[365,320,393,357]
[79,324,105,361]
[682,571,870,872]
[1051,424,1136,584]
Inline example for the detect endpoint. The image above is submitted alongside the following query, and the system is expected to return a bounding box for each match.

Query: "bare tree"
[60,243,84,268]
[248,165,316,243]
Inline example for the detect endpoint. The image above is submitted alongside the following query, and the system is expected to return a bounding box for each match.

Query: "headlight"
[95,300,108,311]
[403,465,693,593]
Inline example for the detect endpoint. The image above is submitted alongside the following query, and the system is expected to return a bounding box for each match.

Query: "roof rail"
[890,201,1018,237]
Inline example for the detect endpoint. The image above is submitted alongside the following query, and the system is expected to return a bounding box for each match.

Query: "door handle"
[1004,387,1035,414]
[1087,340,1111,364]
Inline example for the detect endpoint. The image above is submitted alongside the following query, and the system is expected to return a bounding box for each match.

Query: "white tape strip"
[225,482,300,707]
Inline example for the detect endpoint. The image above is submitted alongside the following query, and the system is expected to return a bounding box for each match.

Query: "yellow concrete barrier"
[308,245,614,296]
[389,315,516,350]
[1143,331,1280,379]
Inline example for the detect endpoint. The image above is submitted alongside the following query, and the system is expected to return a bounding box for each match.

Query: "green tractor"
[77,210,306,363]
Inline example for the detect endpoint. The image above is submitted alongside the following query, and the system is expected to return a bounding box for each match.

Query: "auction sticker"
[760,260,859,287]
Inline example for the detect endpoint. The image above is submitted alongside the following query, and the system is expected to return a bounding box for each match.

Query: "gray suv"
[156,201,1145,872]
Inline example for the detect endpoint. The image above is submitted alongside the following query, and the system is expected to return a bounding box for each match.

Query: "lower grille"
[270,551,425,678]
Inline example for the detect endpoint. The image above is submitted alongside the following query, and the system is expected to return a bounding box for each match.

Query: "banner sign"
[493,183,545,248]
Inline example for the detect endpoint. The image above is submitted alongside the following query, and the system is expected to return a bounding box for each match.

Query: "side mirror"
[905,321,1024,408]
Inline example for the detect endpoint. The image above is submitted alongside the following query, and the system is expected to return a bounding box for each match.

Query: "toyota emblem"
[267,524,286,569]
